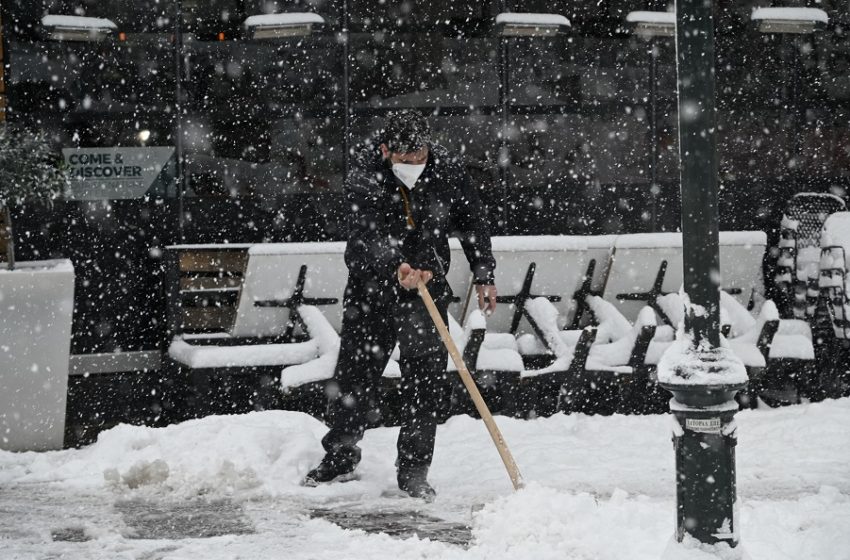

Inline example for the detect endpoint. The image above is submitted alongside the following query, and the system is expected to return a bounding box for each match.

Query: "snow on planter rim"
[0,258,74,274]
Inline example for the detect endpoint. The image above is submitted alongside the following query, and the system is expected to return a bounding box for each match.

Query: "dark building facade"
[1,0,849,361]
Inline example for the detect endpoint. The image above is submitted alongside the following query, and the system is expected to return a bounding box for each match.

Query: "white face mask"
[392,162,426,190]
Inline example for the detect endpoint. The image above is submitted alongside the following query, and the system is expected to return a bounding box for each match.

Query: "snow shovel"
[416,278,524,491]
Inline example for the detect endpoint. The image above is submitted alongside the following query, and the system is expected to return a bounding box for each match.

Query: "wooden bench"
[161,232,778,418]
[450,237,594,417]
[164,243,348,419]
[165,245,252,336]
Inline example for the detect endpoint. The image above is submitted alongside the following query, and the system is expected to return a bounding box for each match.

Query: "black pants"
[321,277,450,473]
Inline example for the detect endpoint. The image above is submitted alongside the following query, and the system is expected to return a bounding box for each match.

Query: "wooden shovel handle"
[416,279,524,491]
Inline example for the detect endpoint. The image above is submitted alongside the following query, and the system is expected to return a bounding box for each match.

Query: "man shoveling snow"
[303,110,498,501]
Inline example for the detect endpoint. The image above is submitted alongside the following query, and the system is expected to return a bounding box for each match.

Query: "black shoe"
[398,468,436,502]
[302,458,357,487]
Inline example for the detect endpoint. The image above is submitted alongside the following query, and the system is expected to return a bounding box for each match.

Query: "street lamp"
[495,13,571,37]
[626,10,675,39]
[41,14,117,42]
[657,0,748,550]
[751,8,828,191]
[751,7,828,35]
[494,12,571,234]
[626,11,675,231]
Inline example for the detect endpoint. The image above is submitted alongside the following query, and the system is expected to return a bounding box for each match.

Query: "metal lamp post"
[626,11,675,232]
[751,8,829,191]
[656,0,748,548]
[494,10,571,235]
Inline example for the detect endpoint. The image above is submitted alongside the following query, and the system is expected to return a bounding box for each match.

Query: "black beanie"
[381,110,431,154]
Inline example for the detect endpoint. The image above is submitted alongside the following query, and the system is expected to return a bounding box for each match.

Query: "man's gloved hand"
[397,262,433,290]
[475,284,498,316]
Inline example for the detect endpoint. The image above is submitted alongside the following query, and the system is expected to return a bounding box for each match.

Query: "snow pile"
[658,332,748,386]
[719,291,757,338]
[524,297,571,357]
[587,306,656,370]
[0,400,849,558]
[0,411,326,495]
[280,305,341,388]
[471,483,666,559]
[586,295,633,343]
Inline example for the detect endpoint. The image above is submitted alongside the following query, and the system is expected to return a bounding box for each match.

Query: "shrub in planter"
[0,125,69,269]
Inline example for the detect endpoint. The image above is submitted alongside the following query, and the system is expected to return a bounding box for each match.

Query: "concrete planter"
[0,259,74,451]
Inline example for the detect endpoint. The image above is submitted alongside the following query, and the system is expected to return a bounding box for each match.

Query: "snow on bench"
[567,235,618,328]
[653,291,806,363]
[231,242,347,336]
[601,231,766,324]
[485,235,588,336]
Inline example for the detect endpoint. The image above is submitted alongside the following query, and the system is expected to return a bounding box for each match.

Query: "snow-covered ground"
[1,399,848,559]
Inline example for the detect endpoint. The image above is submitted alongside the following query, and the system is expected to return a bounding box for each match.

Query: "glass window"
[184,32,344,197]
[349,1,495,33]
[5,1,177,200]
[350,33,499,109]
[507,35,578,108]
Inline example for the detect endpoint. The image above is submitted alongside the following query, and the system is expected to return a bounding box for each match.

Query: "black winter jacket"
[344,143,496,299]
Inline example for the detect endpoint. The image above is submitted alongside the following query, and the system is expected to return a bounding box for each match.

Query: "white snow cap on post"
[244,12,325,39]
[656,295,748,386]
[751,7,828,34]
[495,13,571,36]
[626,11,675,38]
[626,11,676,25]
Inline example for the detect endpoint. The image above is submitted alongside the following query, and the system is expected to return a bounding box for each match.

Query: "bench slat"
[179,251,247,273]
[182,307,238,331]
[180,277,244,291]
